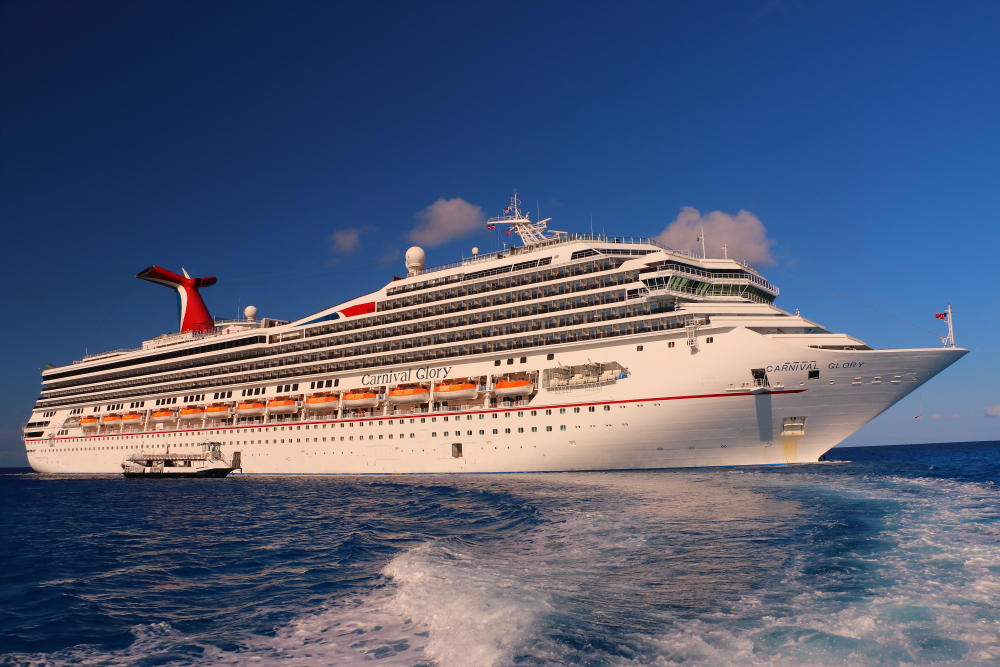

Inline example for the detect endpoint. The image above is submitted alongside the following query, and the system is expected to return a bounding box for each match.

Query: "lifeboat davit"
[152,410,177,422]
[267,398,298,414]
[236,401,266,417]
[101,414,122,427]
[121,412,143,425]
[178,407,205,421]
[341,391,380,409]
[493,379,534,397]
[388,386,431,405]
[304,394,340,411]
[80,417,99,429]
[205,404,232,420]
[433,381,479,401]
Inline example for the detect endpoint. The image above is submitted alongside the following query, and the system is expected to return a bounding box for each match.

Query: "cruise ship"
[22,195,965,474]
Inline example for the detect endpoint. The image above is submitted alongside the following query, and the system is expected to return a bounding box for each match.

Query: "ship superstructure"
[23,194,966,474]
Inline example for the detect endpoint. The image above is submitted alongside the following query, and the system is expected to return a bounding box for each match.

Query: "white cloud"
[654,206,776,265]
[986,405,1000,418]
[330,226,373,254]
[410,197,484,247]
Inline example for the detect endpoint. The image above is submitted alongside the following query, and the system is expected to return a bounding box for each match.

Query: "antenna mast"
[487,191,563,247]
[940,304,956,348]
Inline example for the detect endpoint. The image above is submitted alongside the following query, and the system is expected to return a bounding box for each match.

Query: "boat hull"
[25,330,967,474]
[123,468,234,478]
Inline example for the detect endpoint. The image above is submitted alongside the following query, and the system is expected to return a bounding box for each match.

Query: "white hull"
[25,331,966,474]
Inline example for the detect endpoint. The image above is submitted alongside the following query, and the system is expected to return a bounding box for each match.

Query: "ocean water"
[2,441,999,667]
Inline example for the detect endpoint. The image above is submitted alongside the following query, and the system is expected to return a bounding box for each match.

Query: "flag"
[695,236,701,242]
[505,230,511,235]
[487,224,495,230]
[934,312,948,320]
[504,206,510,213]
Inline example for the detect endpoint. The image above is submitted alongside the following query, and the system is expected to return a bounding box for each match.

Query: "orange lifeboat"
[121,412,143,425]
[267,397,299,414]
[341,390,380,409]
[493,379,534,397]
[178,406,205,421]
[388,385,430,405]
[101,414,122,427]
[433,381,479,401]
[152,410,177,422]
[80,417,99,429]
[304,393,340,411]
[205,404,232,420]
[236,401,266,417]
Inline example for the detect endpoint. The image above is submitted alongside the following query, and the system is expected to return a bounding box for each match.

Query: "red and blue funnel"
[136,266,216,332]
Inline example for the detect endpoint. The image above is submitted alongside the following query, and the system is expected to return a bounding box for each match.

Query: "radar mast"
[487,191,564,247]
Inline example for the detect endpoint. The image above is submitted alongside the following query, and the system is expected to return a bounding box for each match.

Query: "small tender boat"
[388,385,431,405]
[342,391,380,409]
[151,410,177,422]
[493,379,534,397]
[205,404,232,420]
[121,442,241,479]
[304,393,339,411]
[178,407,205,421]
[433,380,479,401]
[267,397,298,414]
[236,401,266,417]
[80,417,100,429]
[120,412,143,425]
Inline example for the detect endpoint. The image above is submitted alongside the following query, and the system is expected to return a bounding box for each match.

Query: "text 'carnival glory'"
[23,194,965,474]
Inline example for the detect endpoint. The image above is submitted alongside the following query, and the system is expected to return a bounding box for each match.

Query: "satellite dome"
[244,305,258,321]
[405,246,426,276]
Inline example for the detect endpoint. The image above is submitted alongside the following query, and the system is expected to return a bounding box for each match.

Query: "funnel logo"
[137,266,217,332]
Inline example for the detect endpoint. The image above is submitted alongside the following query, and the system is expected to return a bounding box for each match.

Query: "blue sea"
[2,441,999,667]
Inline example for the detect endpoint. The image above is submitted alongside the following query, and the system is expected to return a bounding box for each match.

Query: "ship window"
[505,428,511,434]
[518,427,524,433]
[431,432,437,437]
[808,370,820,380]
[494,360,501,366]
[588,406,595,412]
[574,407,580,413]
[520,357,527,363]
[547,353,554,360]
[493,429,498,434]
[507,358,514,365]
[604,405,610,411]
[706,337,714,343]
[560,425,567,431]
[668,341,675,348]
[637,345,643,351]
[559,408,566,414]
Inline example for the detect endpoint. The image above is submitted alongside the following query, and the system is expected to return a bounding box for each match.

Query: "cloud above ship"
[986,405,1000,418]
[409,197,485,246]
[655,207,776,265]
[330,226,374,253]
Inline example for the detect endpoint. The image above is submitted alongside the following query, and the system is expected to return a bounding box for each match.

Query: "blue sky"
[2,1,998,465]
